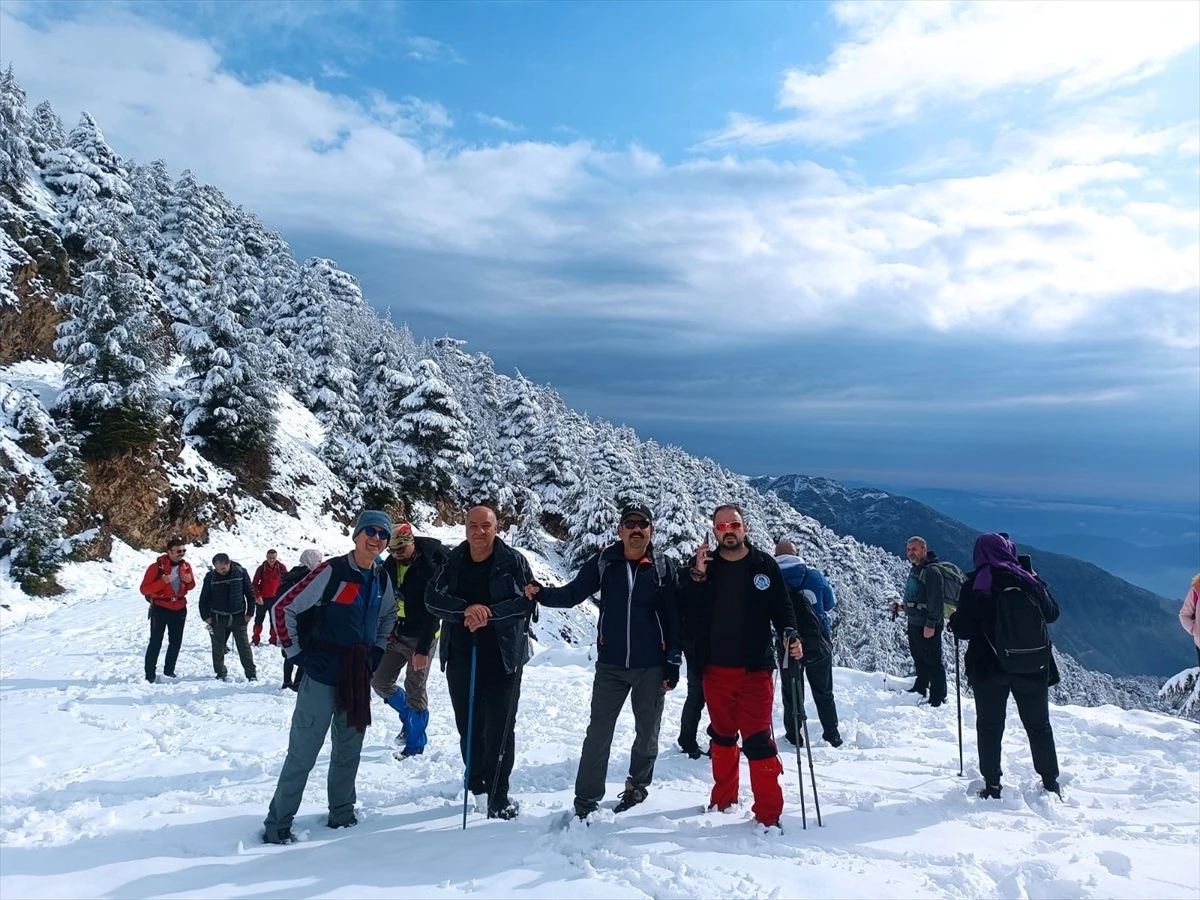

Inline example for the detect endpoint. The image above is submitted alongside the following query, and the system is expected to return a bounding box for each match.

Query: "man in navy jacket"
[527,503,682,819]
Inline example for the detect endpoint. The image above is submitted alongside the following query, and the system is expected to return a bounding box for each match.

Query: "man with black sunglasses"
[525,503,682,820]
[140,536,195,683]
[682,503,801,831]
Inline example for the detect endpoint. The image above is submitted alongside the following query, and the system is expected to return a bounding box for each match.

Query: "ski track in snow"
[2,553,1198,900]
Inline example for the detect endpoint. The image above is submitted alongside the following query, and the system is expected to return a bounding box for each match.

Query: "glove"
[368,646,384,673]
[663,662,680,690]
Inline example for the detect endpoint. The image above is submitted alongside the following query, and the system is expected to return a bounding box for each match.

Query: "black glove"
[663,662,680,690]
[368,646,384,673]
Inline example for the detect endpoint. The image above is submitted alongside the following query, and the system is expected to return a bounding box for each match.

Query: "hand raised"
[694,538,712,573]
[524,583,540,600]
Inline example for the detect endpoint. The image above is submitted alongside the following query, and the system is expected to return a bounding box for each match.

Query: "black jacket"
[426,538,536,676]
[784,579,830,665]
[903,552,946,630]
[680,541,797,674]
[198,562,255,619]
[949,568,1061,687]
[278,564,311,596]
[537,541,682,669]
[386,536,449,655]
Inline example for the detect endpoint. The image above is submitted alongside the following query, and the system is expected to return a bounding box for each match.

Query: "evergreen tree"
[395,359,472,500]
[28,99,66,168]
[0,65,34,188]
[566,475,618,565]
[41,112,133,246]
[514,487,546,555]
[156,169,221,323]
[44,418,92,534]
[497,371,540,489]
[527,397,577,522]
[127,159,175,277]
[348,331,414,508]
[465,438,515,512]
[5,488,65,595]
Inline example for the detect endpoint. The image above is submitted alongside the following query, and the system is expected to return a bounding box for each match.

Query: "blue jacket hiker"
[774,553,836,641]
[529,503,683,819]
[263,510,397,844]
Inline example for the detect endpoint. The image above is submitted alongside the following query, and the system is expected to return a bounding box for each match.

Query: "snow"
[2,532,1197,899]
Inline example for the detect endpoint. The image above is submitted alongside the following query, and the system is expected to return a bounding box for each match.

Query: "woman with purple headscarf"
[949,532,1062,800]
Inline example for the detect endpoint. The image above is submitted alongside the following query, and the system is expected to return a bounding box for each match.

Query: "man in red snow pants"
[681,504,802,829]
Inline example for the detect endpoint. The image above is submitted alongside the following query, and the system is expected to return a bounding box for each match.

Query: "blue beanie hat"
[352,509,393,538]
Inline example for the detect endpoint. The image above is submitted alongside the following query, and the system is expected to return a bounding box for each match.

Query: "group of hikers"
[136,499,1105,844]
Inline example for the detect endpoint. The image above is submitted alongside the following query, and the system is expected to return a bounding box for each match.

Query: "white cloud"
[1,5,1196,351]
[475,113,523,132]
[704,0,1200,147]
[405,35,461,64]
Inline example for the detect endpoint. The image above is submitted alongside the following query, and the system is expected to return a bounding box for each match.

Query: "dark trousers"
[253,597,277,639]
[908,623,946,703]
[446,657,522,802]
[211,614,256,678]
[574,663,664,814]
[972,673,1059,786]
[145,606,186,679]
[780,649,839,740]
[677,650,707,747]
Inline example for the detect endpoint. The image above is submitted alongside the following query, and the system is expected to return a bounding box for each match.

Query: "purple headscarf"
[973,532,1040,593]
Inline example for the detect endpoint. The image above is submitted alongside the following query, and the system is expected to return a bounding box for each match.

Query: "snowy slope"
[1,536,1198,900]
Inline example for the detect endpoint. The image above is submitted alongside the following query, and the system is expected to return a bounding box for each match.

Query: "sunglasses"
[714,521,744,533]
[169,548,186,555]
[360,526,390,540]
[621,518,651,530]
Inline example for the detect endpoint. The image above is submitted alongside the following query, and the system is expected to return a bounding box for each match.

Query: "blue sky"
[3,0,1198,503]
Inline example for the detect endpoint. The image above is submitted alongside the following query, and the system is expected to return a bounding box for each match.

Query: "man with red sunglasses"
[682,504,801,831]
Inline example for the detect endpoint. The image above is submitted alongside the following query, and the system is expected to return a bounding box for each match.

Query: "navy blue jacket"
[274,553,396,686]
[537,542,682,669]
[198,562,255,619]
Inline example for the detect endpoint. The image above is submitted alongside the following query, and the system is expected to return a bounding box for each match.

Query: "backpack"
[595,545,670,595]
[932,561,967,618]
[987,584,1052,675]
[143,561,165,603]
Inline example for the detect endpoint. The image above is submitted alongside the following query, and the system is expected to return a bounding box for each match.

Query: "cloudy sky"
[3,0,1198,503]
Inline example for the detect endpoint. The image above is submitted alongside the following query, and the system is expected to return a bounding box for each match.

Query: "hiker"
[676,560,709,760]
[774,540,842,747]
[525,503,682,819]
[949,532,1061,799]
[276,549,323,691]
[682,504,801,830]
[426,505,536,821]
[198,552,257,682]
[890,536,948,706]
[140,536,195,683]
[252,549,288,646]
[1180,573,1200,669]
[262,511,397,844]
[372,523,448,758]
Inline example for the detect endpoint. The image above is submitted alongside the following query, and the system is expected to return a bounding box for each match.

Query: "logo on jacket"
[753,574,771,591]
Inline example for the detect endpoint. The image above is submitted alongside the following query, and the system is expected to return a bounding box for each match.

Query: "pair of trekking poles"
[461,609,535,829]
[782,636,823,830]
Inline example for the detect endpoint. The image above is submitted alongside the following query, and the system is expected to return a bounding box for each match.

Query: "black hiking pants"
[972,672,1059,787]
[677,649,707,749]
[908,622,946,704]
[781,645,839,741]
[446,656,522,804]
[145,605,186,679]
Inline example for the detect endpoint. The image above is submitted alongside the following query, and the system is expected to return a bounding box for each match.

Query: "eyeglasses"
[360,526,390,540]
[169,548,186,555]
[714,521,744,533]
[621,518,651,530]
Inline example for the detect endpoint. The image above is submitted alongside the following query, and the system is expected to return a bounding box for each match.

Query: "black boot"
[977,784,1002,800]
[487,797,519,820]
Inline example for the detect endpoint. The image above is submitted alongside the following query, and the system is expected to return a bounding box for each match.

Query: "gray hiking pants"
[263,677,365,831]
[210,614,256,678]
[575,662,664,815]
[370,634,436,711]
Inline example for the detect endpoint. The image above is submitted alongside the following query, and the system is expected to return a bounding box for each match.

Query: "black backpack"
[987,584,1052,675]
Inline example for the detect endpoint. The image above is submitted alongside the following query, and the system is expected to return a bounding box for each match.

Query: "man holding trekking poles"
[426,505,536,821]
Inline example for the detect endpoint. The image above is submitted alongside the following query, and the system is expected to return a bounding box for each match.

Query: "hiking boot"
[487,798,519,820]
[613,785,648,813]
[928,699,945,708]
[757,819,783,834]
[145,673,156,684]
[262,827,294,845]
[288,680,300,692]
[327,815,357,829]
[281,679,292,690]
[905,685,927,696]
[215,673,229,682]
[163,670,177,679]
[977,784,1002,800]
[784,732,804,747]
[823,731,844,748]
[1043,780,1062,799]
[247,674,258,682]
[395,746,424,760]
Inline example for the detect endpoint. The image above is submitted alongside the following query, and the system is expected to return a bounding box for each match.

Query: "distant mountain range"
[751,475,1193,678]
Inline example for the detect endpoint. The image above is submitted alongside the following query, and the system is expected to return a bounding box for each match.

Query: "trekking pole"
[462,638,478,830]
[793,655,823,827]
[955,634,963,777]
[786,649,807,830]
[490,609,534,803]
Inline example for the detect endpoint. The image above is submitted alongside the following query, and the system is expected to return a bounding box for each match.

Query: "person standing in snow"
[682,504,801,831]
[890,536,948,706]
[262,511,396,844]
[372,523,448,758]
[949,533,1061,800]
[198,553,257,682]
[140,536,195,683]
[276,549,323,691]
[676,557,709,760]
[426,505,536,821]
[251,549,287,646]
[1179,573,1200,669]
[774,540,842,747]
[525,503,682,819]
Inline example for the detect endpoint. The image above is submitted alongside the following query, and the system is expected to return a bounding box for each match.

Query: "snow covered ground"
[2,532,1198,900]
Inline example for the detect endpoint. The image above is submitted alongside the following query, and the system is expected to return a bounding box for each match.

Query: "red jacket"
[252,559,287,600]
[140,554,194,611]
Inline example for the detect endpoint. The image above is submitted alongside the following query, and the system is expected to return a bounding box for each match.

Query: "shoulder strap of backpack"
[796,565,810,595]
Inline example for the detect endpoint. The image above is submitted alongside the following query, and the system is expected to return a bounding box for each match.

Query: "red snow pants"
[702,665,784,826]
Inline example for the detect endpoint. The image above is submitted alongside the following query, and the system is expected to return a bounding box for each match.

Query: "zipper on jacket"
[626,561,636,668]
